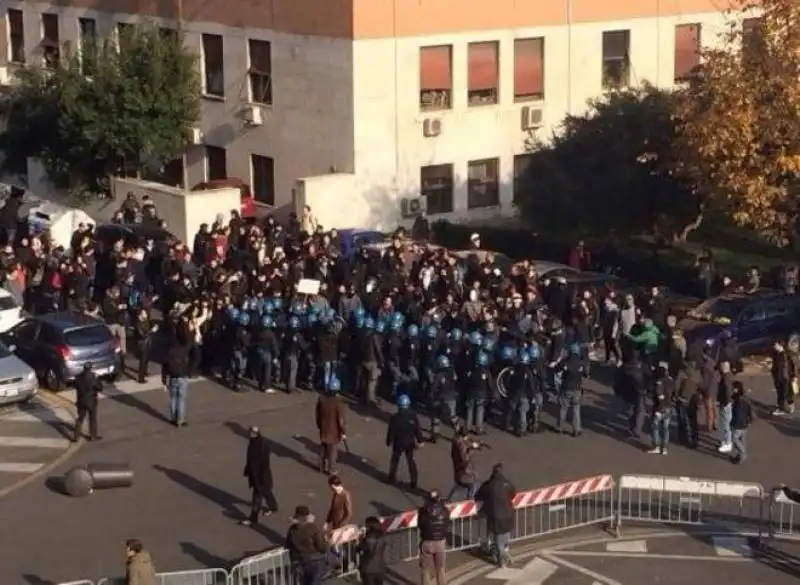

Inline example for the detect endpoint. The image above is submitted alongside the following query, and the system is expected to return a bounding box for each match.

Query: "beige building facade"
[0,0,756,229]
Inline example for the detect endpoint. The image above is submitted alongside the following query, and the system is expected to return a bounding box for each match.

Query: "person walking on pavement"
[730,381,754,464]
[316,377,346,474]
[447,425,480,501]
[132,308,155,384]
[240,426,278,526]
[125,538,156,585]
[356,516,388,585]
[285,505,329,585]
[73,362,102,442]
[475,463,517,567]
[162,339,191,427]
[418,489,449,585]
[324,474,353,533]
[386,394,423,488]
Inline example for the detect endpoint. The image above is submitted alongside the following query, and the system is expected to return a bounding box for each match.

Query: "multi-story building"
[0,0,756,229]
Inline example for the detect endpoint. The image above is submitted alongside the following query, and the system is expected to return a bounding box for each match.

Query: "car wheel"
[45,367,64,392]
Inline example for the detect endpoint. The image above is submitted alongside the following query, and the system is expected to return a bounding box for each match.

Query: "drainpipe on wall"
[392,0,401,198]
[566,0,573,114]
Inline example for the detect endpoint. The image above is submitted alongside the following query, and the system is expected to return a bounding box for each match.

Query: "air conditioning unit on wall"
[243,104,264,126]
[521,106,543,131]
[189,127,204,145]
[0,65,16,87]
[422,118,442,138]
[401,196,426,218]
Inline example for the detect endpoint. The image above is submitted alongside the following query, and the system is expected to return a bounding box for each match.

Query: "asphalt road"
[1,363,799,584]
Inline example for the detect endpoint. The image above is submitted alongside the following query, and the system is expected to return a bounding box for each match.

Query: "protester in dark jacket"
[357,516,388,585]
[241,426,277,526]
[475,464,516,567]
[730,381,753,464]
[285,506,328,585]
[417,490,448,585]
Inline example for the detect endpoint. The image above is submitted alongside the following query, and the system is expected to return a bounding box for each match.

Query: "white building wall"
[350,10,734,226]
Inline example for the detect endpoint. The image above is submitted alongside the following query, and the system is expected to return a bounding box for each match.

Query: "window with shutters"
[205,146,227,181]
[601,30,630,90]
[514,38,544,102]
[742,17,763,68]
[420,164,454,215]
[248,39,272,105]
[513,154,534,203]
[8,9,25,64]
[202,34,225,98]
[467,41,499,106]
[251,154,275,205]
[467,158,500,209]
[78,18,97,75]
[674,24,701,83]
[419,45,452,111]
[41,13,60,69]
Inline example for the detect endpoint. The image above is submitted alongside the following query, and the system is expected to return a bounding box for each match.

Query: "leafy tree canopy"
[515,84,700,242]
[0,23,201,191]
[672,0,800,245]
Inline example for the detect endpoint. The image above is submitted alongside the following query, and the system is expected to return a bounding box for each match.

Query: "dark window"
[513,153,534,203]
[0,296,17,311]
[419,45,452,111]
[205,145,227,181]
[65,325,112,346]
[420,164,454,215]
[251,154,274,205]
[248,39,272,105]
[742,17,763,67]
[467,158,500,209]
[78,18,97,75]
[41,13,60,69]
[514,38,544,102]
[117,22,134,43]
[159,27,178,41]
[674,24,701,83]
[8,9,25,63]
[38,325,63,345]
[467,41,499,106]
[602,30,630,89]
[202,34,224,97]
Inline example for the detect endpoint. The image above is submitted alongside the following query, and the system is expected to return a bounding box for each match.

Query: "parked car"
[1,312,121,391]
[0,288,24,333]
[0,340,38,406]
[680,289,800,356]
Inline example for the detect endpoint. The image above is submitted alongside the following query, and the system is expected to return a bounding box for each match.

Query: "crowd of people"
[1,189,793,585]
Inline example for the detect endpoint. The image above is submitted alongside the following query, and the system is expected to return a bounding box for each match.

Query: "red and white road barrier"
[330,524,362,545]
[379,474,613,533]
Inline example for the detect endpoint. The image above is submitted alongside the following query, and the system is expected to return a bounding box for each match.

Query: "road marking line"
[543,554,623,585]
[0,436,69,448]
[1,405,73,424]
[605,540,647,553]
[552,550,760,562]
[487,558,558,585]
[0,462,44,473]
[712,536,753,557]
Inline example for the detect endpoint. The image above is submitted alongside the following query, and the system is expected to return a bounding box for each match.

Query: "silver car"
[0,340,38,406]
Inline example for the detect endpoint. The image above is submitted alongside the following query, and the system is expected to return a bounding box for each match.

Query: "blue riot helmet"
[364,317,375,329]
[485,321,496,334]
[500,345,517,362]
[469,331,483,346]
[307,312,318,325]
[291,301,305,315]
[397,394,411,408]
[326,308,337,322]
[426,325,438,339]
[289,316,301,329]
[329,376,341,392]
[476,351,490,367]
[437,355,451,369]
[354,306,366,320]
[237,313,251,327]
[261,316,274,328]
[407,324,419,338]
[482,337,497,353]
[450,328,463,341]
[272,297,284,310]
[519,350,532,365]
[355,316,365,329]
[242,298,252,312]
[568,342,581,355]
[375,321,387,334]
[529,342,541,359]
[227,307,240,320]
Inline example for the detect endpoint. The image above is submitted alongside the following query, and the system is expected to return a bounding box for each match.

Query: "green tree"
[516,84,702,243]
[0,23,201,192]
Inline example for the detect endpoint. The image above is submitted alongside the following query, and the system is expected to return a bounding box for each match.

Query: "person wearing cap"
[418,489,449,585]
[386,394,423,488]
[241,426,278,526]
[286,505,329,585]
[316,378,346,474]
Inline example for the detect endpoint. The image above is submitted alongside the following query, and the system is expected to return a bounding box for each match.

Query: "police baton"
[342,437,351,454]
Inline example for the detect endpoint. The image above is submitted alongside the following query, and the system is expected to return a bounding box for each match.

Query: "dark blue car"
[337,229,389,259]
[680,289,800,355]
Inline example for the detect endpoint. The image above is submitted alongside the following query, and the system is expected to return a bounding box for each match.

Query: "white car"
[0,288,24,333]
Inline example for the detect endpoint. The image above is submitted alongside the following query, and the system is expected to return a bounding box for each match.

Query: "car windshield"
[64,325,113,346]
[0,296,17,311]
[0,341,12,358]
[690,297,744,324]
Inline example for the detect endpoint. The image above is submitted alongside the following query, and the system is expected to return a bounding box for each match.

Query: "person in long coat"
[241,426,278,526]
[475,463,516,567]
[316,380,347,474]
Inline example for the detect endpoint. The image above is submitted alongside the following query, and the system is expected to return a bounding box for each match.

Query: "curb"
[0,388,82,499]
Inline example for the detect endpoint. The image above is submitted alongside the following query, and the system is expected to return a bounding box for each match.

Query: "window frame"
[78,17,97,75]
[7,9,25,64]
[601,29,631,90]
[247,39,273,106]
[41,13,60,69]
[420,164,454,215]
[512,153,534,203]
[673,23,702,83]
[204,145,227,181]
[513,37,545,102]
[251,154,275,205]
[467,158,500,209]
[201,33,225,98]
[419,45,453,112]
[467,41,500,107]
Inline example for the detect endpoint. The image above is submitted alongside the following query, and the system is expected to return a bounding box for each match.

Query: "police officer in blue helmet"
[503,348,537,437]
[430,355,459,443]
[386,394,423,488]
[466,350,491,434]
[228,311,252,391]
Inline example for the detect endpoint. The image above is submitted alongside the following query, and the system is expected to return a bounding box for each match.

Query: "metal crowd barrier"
[615,474,764,536]
[61,473,787,585]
